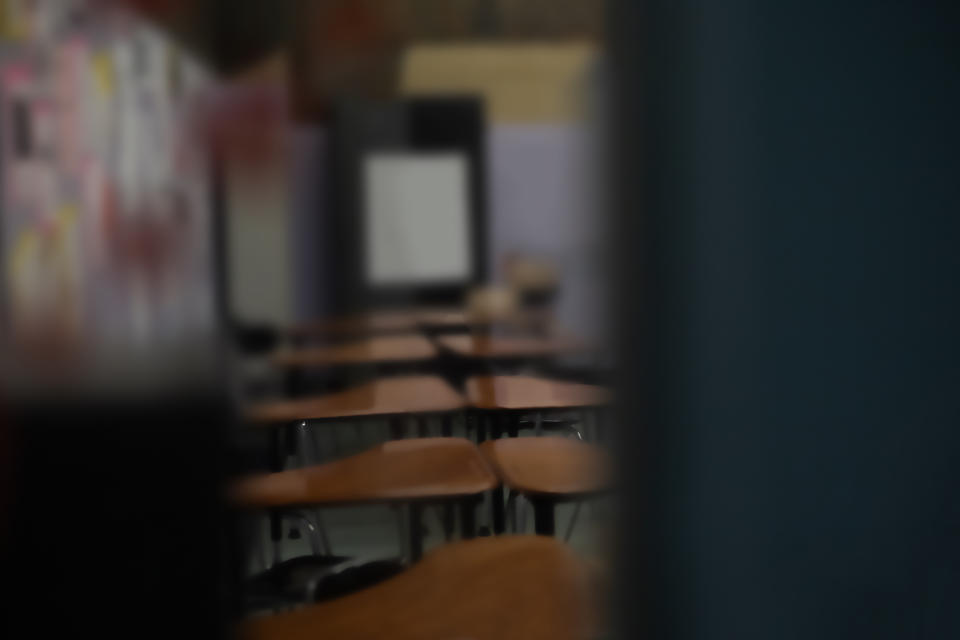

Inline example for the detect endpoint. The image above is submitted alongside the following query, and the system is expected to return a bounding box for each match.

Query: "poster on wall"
[0,0,216,383]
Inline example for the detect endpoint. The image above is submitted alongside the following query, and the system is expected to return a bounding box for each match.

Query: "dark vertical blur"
[2,393,232,638]
[0,2,234,636]
[613,0,960,638]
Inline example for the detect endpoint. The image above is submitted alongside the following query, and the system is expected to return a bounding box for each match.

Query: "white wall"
[241,122,608,342]
[487,124,608,343]
[225,153,294,326]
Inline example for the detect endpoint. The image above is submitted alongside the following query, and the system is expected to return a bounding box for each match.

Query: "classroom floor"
[248,499,607,572]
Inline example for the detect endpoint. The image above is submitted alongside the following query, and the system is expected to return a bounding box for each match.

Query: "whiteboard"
[363,152,472,286]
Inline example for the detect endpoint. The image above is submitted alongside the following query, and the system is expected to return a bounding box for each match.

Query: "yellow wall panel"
[400,42,598,123]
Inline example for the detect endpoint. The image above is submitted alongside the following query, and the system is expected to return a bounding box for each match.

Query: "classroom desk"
[289,307,474,339]
[245,376,468,561]
[271,334,437,369]
[287,308,550,340]
[436,333,587,360]
[241,536,595,640]
[231,438,495,508]
[231,438,497,560]
[479,437,611,536]
[247,375,465,426]
[466,375,611,411]
[415,308,470,327]
[289,310,422,339]
[465,375,611,536]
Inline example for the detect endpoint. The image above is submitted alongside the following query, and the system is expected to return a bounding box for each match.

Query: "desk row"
[244,374,611,424]
[270,332,591,368]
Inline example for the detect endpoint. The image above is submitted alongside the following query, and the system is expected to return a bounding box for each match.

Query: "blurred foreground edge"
[0,387,235,638]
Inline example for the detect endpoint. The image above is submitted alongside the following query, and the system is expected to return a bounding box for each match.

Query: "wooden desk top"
[436,333,586,359]
[271,334,437,368]
[466,375,610,410]
[246,375,466,423]
[288,307,539,335]
[229,437,496,508]
[241,536,595,640]
[289,310,421,338]
[415,308,472,328]
[479,437,610,498]
[417,308,554,331]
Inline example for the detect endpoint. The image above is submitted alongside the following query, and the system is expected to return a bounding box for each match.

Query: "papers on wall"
[363,152,472,287]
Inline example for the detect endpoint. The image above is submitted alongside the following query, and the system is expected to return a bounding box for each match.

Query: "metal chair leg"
[296,421,333,555]
[245,513,269,574]
[269,427,286,568]
[395,506,407,558]
[441,504,455,540]
[295,421,311,467]
[584,410,597,442]
[558,415,588,540]
[475,416,494,531]
[563,502,583,542]
[566,414,585,441]
[290,511,324,556]
[409,504,424,562]
[271,512,283,567]
[492,484,506,535]
[517,494,530,533]
[506,491,518,533]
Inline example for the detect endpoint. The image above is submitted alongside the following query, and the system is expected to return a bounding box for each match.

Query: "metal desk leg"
[409,503,424,562]
[518,494,529,533]
[491,415,507,534]
[441,415,453,437]
[459,499,477,539]
[439,416,454,537]
[389,417,405,440]
[442,504,455,541]
[475,413,487,443]
[507,413,519,438]
[269,426,285,566]
[491,414,504,439]
[492,485,506,535]
[532,498,556,536]
[475,416,492,532]
[564,502,583,542]
[506,490,518,532]
[295,421,332,554]
[394,506,407,558]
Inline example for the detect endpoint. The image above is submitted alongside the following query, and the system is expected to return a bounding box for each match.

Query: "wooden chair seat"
[240,536,596,640]
[245,375,465,424]
[479,437,610,499]
[230,438,496,508]
[466,375,610,411]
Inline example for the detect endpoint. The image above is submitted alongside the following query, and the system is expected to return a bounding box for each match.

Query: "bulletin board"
[0,1,217,366]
